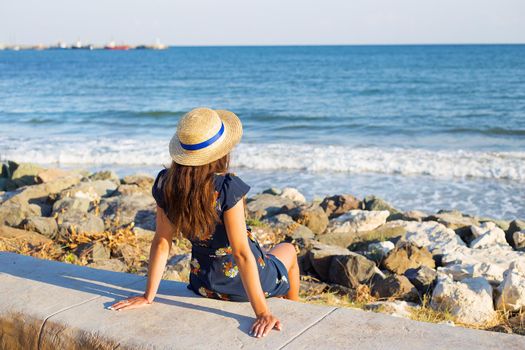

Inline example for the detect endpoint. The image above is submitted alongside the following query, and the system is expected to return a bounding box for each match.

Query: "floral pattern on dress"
[215,246,233,256]
[223,261,239,278]
[190,258,201,275]
[257,256,266,268]
[198,286,215,298]
[264,291,270,298]
[276,275,288,285]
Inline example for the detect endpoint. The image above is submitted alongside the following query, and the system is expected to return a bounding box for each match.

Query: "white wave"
[1,137,524,182]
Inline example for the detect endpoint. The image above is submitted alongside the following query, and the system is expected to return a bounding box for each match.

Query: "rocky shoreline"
[1,160,524,335]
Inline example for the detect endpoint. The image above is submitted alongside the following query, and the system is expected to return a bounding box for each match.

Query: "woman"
[109,107,300,338]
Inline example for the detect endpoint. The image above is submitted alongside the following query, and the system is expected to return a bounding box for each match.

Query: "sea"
[0,45,524,219]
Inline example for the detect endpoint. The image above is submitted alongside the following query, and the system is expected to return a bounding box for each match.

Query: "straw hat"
[169,107,243,166]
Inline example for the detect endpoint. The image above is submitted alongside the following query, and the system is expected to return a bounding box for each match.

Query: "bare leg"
[268,243,300,301]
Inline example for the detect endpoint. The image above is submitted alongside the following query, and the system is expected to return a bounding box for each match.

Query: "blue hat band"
[179,122,225,151]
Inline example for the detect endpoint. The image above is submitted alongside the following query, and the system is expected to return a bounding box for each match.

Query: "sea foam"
[1,138,523,182]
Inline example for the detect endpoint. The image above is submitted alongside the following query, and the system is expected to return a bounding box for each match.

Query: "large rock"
[469,222,510,249]
[21,216,58,239]
[507,220,525,248]
[425,210,480,242]
[57,211,105,238]
[122,174,154,191]
[36,168,72,183]
[307,241,352,280]
[328,252,379,288]
[363,196,401,219]
[52,197,91,215]
[88,170,120,185]
[59,180,118,201]
[396,220,467,256]
[97,194,156,230]
[246,194,295,220]
[286,203,328,235]
[440,246,525,284]
[496,261,525,312]
[10,162,44,188]
[431,274,496,326]
[383,242,435,274]
[372,275,419,301]
[0,225,52,245]
[279,187,306,203]
[0,200,41,227]
[327,210,390,234]
[320,194,361,219]
[405,266,437,293]
[164,254,191,281]
[367,241,395,260]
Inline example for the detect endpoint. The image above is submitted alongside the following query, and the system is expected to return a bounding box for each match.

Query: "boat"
[104,41,130,50]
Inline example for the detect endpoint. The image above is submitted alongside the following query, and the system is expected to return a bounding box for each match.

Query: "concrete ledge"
[1,252,524,350]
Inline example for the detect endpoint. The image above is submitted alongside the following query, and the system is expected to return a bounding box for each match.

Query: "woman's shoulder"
[152,168,168,209]
[215,172,251,212]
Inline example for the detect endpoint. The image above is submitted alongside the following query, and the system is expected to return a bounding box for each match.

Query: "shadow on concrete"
[0,252,254,335]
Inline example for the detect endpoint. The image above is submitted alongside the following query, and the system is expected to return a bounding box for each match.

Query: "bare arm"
[223,198,282,337]
[110,205,174,310]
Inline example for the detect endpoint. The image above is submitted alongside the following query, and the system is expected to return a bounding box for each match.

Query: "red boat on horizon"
[104,42,130,50]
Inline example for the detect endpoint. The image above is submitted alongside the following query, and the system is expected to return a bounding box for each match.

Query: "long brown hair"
[163,153,230,241]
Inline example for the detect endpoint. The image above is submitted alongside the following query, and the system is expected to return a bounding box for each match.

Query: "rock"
[320,194,361,219]
[317,231,356,248]
[132,227,156,240]
[0,225,52,245]
[512,230,525,250]
[383,242,435,275]
[507,220,525,248]
[59,180,118,201]
[0,200,41,227]
[364,300,418,319]
[21,216,58,238]
[496,261,525,312]
[405,266,437,293]
[400,210,428,222]
[52,197,91,215]
[92,242,111,261]
[57,211,105,237]
[431,274,496,326]
[397,220,467,256]
[307,241,352,280]
[87,259,127,272]
[328,252,379,288]
[328,210,390,234]
[246,194,295,220]
[469,222,510,249]
[97,194,156,230]
[88,170,120,185]
[367,241,395,259]
[286,203,329,235]
[164,254,191,281]
[279,187,306,203]
[478,218,511,232]
[114,184,146,196]
[10,162,44,188]
[372,274,419,301]
[439,246,525,284]
[115,243,139,266]
[4,174,81,204]
[36,168,72,183]
[122,174,154,191]
[425,210,480,242]
[363,196,402,220]
[262,188,282,195]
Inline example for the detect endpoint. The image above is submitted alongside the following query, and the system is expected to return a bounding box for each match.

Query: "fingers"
[274,320,282,331]
[108,296,146,311]
[250,317,282,338]
[262,319,277,337]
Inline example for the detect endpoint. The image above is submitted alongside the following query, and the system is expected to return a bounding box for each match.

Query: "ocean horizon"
[1,44,524,219]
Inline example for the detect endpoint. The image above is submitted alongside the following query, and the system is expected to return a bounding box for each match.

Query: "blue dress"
[152,169,290,301]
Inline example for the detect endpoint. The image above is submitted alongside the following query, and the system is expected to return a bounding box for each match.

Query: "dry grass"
[409,294,455,324]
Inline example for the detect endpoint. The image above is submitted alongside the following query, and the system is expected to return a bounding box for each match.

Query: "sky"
[1,0,524,46]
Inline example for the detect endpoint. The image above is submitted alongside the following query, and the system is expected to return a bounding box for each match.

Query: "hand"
[250,312,282,338]
[108,294,152,311]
